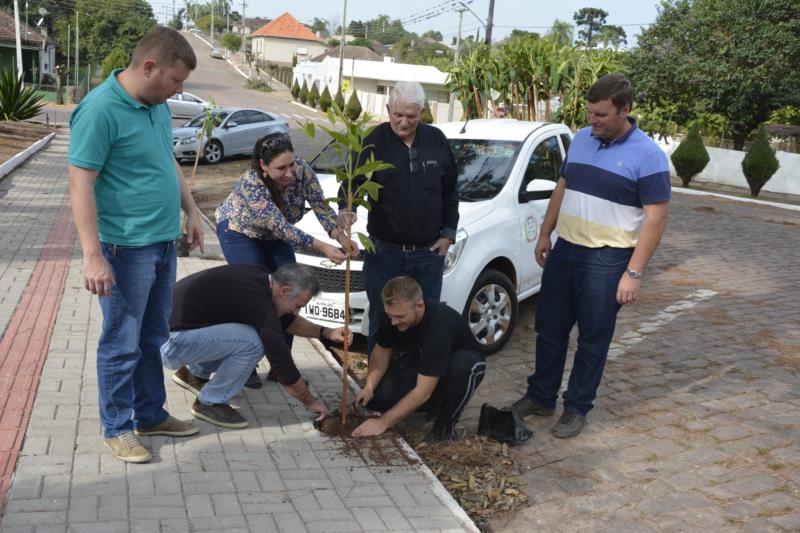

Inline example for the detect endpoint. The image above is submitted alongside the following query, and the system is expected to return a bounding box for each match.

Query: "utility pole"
[337,0,348,93]
[241,0,247,66]
[484,0,494,44]
[12,0,22,80]
[227,2,230,33]
[74,10,79,87]
[25,1,28,35]
[211,0,215,46]
[67,24,70,84]
[447,7,465,121]
[172,0,175,24]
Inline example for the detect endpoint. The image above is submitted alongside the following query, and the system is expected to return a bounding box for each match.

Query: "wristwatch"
[626,268,642,279]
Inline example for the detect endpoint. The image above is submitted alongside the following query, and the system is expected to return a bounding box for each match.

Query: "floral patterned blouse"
[215,158,337,249]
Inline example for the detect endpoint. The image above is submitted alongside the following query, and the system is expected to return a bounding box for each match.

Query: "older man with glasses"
[341,81,459,355]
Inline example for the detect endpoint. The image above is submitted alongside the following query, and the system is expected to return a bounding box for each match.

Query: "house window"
[377,85,391,95]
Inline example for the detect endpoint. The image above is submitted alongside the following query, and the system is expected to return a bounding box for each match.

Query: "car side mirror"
[519,179,556,202]
[225,121,238,128]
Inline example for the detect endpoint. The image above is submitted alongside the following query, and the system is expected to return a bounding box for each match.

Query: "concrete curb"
[0,132,56,181]
[308,338,481,533]
[291,100,322,115]
[672,186,800,211]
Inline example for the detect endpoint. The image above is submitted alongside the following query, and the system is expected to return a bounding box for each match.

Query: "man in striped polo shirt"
[511,74,671,438]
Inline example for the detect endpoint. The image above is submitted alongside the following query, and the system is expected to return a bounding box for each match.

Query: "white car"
[167,92,211,119]
[295,119,573,354]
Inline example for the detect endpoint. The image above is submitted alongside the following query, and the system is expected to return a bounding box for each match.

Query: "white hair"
[388,81,425,110]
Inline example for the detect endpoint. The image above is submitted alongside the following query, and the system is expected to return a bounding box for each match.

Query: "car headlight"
[444,229,468,274]
[179,136,197,145]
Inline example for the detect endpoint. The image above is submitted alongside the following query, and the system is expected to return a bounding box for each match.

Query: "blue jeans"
[160,323,264,405]
[363,240,445,354]
[525,239,632,416]
[97,241,176,438]
[217,218,295,354]
[216,219,296,270]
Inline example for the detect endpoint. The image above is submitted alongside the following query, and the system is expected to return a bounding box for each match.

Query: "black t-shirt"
[169,264,300,385]
[375,299,479,376]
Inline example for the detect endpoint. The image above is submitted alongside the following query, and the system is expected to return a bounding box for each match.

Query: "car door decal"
[525,215,539,242]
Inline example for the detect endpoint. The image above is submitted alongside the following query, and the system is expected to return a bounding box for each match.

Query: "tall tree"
[52,0,156,66]
[573,7,608,47]
[309,17,330,38]
[597,25,626,49]
[627,0,800,150]
[548,19,575,47]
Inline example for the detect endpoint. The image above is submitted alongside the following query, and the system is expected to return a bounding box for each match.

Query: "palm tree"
[548,19,574,47]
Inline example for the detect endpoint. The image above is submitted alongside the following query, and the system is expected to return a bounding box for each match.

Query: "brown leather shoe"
[135,415,199,437]
[172,367,209,395]
[190,399,248,429]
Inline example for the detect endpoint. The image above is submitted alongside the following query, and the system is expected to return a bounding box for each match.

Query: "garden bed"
[0,122,54,167]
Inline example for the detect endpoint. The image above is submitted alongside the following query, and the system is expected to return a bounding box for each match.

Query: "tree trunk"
[732,130,748,151]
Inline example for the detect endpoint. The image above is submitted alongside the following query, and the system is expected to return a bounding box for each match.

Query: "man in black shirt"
[352,276,485,442]
[161,263,349,429]
[343,81,459,354]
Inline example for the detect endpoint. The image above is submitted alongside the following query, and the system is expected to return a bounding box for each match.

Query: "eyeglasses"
[409,147,419,173]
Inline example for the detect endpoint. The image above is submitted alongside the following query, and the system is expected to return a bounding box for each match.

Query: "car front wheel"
[203,139,224,164]
[463,269,518,355]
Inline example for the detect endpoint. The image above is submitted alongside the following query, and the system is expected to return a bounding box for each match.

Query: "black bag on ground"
[478,403,533,444]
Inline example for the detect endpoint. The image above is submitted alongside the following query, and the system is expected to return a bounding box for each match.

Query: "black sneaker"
[190,399,248,429]
[551,412,586,439]
[244,369,262,389]
[511,396,555,417]
[172,367,209,396]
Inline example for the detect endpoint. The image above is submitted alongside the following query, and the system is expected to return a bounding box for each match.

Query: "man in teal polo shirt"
[69,27,205,463]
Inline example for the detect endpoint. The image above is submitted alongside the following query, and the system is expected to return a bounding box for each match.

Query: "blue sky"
[148,0,662,45]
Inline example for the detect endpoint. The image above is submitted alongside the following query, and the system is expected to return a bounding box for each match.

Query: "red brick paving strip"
[0,192,76,512]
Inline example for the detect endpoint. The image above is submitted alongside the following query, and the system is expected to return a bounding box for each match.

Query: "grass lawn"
[34,90,58,103]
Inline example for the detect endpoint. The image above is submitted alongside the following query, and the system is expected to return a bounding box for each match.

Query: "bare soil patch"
[183,155,252,221]
[0,121,54,165]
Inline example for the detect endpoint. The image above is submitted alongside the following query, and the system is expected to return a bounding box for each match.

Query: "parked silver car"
[166,92,211,119]
[172,107,289,164]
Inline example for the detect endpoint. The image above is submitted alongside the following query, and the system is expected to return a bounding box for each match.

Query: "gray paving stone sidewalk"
[467,193,800,531]
[0,136,476,532]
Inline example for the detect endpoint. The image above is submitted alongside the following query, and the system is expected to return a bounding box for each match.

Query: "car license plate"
[303,298,346,323]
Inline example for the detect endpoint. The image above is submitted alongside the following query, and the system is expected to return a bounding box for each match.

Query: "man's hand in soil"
[352,417,389,437]
[353,386,374,409]
[308,399,329,422]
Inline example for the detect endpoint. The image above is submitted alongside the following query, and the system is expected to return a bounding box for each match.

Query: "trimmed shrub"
[741,126,780,197]
[334,89,345,111]
[421,100,434,124]
[670,125,710,187]
[344,91,362,121]
[290,79,300,100]
[299,80,309,104]
[307,83,320,108]
[100,48,129,80]
[318,86,333,112]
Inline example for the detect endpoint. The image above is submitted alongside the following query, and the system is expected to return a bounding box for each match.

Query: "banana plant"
[302,102,393,424]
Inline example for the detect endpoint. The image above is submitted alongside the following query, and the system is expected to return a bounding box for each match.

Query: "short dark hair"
[131,27,197,70]
[587,73,633,112]
[272,263,320,299]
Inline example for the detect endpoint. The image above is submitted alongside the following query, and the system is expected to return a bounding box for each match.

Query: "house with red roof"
[250,12,328,67]
[0,9,56,83]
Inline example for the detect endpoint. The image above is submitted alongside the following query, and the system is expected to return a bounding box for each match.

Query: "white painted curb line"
[309,338,481,533]
[672,186,800,211]
[291,100,321,114]
[0,131,56,180]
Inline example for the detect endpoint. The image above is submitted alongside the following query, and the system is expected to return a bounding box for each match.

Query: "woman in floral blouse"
[215,133,357,387]
[216,133,357,267]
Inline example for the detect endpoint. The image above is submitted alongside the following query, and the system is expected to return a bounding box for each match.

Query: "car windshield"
[183,111,228,128]
[451,139,521,201]
[309,138,521,201]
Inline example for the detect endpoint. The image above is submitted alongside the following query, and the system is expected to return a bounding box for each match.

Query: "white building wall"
[252,38,327,65]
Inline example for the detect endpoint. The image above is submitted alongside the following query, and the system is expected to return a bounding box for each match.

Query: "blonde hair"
[381,276,423,306]
[130,26,197,70]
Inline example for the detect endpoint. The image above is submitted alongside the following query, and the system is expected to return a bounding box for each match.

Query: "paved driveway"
[465,191,800,531]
